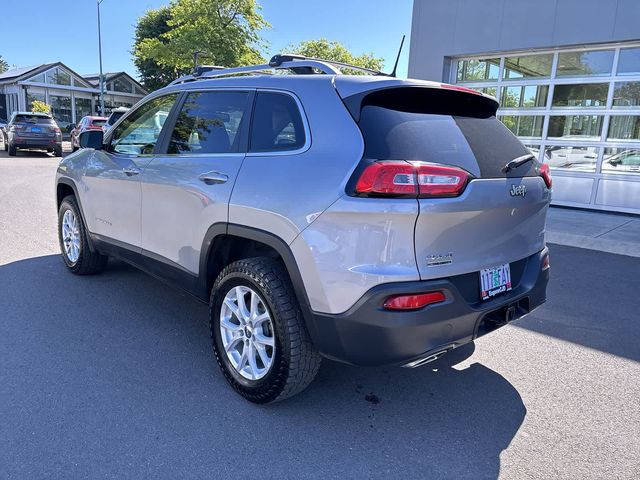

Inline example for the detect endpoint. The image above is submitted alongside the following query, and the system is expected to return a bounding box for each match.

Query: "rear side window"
[249,92,305,152]
[168,91,249,154]
[91,119,107,127]
[357,88,534,178]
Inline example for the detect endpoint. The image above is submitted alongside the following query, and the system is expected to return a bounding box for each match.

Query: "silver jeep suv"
[55,55,551,403]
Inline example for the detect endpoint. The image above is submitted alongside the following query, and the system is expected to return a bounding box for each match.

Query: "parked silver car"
[55,55,551,403]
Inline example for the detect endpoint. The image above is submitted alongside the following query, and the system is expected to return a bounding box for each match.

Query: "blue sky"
[1,0,412,78]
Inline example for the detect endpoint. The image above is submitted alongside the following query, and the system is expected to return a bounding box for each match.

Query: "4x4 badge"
[510,184,527,197]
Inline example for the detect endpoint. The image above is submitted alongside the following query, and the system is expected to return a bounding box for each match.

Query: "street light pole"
[97,0,105,116]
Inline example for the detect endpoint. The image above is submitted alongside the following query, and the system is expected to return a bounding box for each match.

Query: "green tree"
[287,39,384,74]
[0,55,9,74]
[133,0,268,88]
[133,6,174,91]
[31,100,51,114]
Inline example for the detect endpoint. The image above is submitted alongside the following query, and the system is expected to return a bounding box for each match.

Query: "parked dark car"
[70,116,108,151]
[7,112,63,157]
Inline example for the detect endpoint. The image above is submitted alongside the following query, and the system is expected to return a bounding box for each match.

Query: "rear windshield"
[15,115,55,125]
[356,88,535,178]
[91,119,107,127]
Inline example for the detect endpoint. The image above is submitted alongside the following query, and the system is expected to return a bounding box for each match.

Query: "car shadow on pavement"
[0,254,525,479]
[515,244,640,362]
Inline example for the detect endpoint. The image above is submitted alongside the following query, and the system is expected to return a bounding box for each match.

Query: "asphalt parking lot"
[1,149,639,479]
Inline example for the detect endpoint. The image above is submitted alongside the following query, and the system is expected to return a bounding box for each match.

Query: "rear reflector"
[383,291,446,310]
[355,161,470,198]
[539,163,552,189]
[542,253,550,270]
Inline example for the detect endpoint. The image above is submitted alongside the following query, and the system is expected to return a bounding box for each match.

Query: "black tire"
[210,257,321,404]
[8,143,16,156]
[72,146,79,152]
[53,146,63,157]
[58,195,107,275]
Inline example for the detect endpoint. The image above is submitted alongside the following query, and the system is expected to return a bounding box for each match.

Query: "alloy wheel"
[220,285,276,380]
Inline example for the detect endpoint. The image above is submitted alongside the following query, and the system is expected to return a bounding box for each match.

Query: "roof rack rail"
[169,53,388,86]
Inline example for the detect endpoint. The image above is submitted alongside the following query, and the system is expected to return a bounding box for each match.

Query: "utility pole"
[97,0,105,116]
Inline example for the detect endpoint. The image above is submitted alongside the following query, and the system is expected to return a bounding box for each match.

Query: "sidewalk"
[546,206,640,258]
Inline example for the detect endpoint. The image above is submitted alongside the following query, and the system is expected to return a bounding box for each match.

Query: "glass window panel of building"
[501,85,548,108]
[46,68,71,86]
[556,50,615,77]
[49,95,73,130]
[608,116,640,141]
[548,115,603,140]
[499,115,544,138]
[75,98,92,123]
[456,58,499,82]
[503,54,553,79]
[552,83,609,108]
[26,91,45,110]
[617,47,640,76]
[602,147,640,174]
[544,145,599,172]
[613,82,640,108]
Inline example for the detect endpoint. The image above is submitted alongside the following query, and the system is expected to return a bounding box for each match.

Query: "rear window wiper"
[503,153,535,173]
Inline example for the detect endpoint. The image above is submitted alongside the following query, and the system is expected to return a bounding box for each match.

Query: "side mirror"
[79,130,104,150]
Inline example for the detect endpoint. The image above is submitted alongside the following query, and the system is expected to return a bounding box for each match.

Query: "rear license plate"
[480,264,512,300]
[30,127,42,133]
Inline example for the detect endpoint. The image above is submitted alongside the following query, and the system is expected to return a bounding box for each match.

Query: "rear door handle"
[199,171,228,185]
[122,166,141,176]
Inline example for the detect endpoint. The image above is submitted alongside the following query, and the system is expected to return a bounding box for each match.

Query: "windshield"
[91,119,107,127]
[108,112,125,124]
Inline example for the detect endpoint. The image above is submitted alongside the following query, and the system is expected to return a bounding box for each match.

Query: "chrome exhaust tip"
[402,344,457,368]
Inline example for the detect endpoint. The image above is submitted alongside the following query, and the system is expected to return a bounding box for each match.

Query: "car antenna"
[389,35,406,78]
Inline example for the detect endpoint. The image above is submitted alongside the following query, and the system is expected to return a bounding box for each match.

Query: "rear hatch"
[14,114,59,140]
[340,82,550,281]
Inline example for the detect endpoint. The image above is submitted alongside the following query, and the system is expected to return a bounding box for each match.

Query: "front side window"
[168,91,250,154]
[249,92,306,152]
[110,94,177,155]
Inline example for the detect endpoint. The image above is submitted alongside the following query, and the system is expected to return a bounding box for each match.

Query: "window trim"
[246,88,312,157]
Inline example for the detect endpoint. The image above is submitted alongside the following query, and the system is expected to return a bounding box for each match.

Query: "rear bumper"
[308,247,549,366]
[12,137,61,149]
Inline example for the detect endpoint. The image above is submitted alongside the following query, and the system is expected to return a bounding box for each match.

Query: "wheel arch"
[56,178,96,252]
[199,224,318,341]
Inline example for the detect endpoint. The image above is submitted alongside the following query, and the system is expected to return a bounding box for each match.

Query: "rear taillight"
[383,291,446,311]
[354,161,470,198]
[53,126,61,133]
[539,163,552,189]
[542,252,550,270]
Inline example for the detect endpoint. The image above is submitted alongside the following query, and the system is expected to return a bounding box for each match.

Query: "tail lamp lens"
[383,291,446,311]
[539,163,552,189]
[542,253,550,270]
[355,161,469,198]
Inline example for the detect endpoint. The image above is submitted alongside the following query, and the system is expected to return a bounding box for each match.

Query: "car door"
[81,93,178,249]
[139,89,253,274]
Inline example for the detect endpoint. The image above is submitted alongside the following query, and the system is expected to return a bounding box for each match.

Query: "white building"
[0,62,147,132]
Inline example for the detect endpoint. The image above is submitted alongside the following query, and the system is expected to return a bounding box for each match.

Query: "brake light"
[355,161,470,198]
[539,163,552,189]
[439,84,483,95]
[383,291,446,310]
[542,253,550,270]
[53,126,61,133]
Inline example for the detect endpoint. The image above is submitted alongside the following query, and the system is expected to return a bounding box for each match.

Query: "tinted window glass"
[249,92,305,152]
[359,105,532,179]
[110,94,176,155]
[168,91,249,154]
[91,119,107,127]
